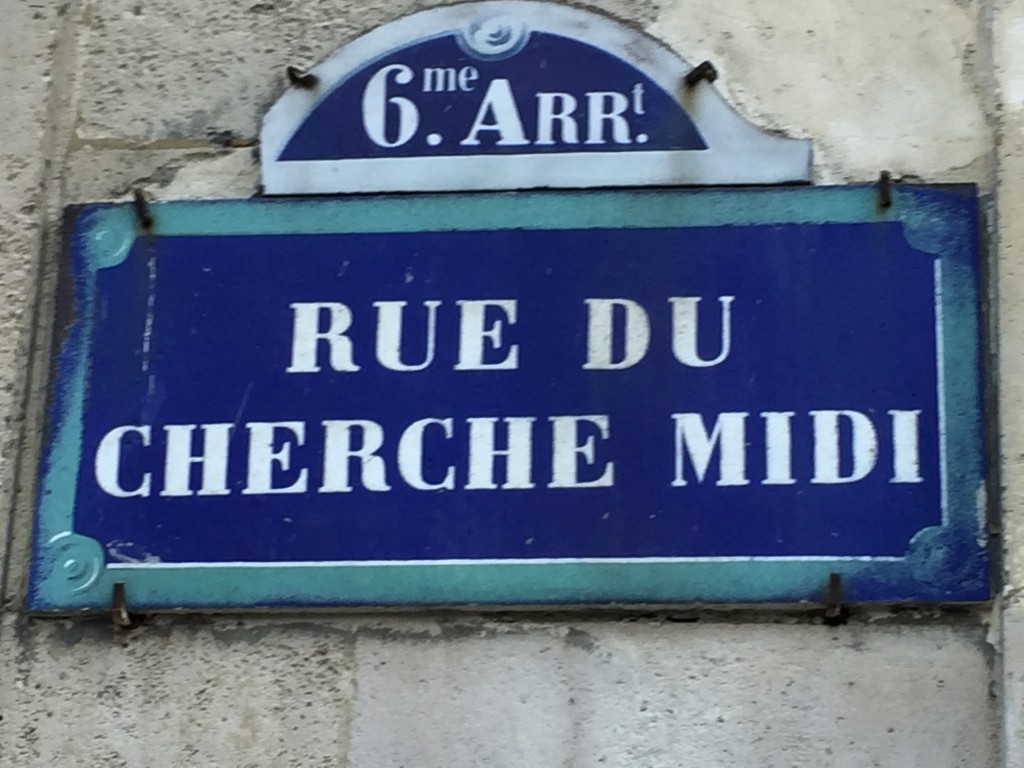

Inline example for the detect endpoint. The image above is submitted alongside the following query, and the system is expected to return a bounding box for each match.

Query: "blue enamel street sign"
[260,1,811,194]
[30,186,986,611]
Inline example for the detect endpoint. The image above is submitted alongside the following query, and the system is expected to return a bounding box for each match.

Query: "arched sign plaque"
[29,4,986,614]
[260,1,812,194]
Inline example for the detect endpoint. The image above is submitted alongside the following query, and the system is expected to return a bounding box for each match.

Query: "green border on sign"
[29,186,987,611]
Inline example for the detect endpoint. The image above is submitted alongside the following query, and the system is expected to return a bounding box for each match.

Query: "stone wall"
[0,1,1012,765]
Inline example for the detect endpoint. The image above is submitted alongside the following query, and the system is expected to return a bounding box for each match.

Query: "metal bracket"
[111,582,141,630]
[684,60,718,88]
[877,170,892,209]
[132,188,153,231]
[286,65,319,89]
[823,572,849,626]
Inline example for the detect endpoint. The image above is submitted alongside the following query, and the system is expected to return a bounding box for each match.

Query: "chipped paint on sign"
[30,186,985,611]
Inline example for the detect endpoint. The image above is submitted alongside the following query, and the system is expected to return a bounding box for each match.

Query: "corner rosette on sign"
[457,15,530,60]
[48,532,105,595]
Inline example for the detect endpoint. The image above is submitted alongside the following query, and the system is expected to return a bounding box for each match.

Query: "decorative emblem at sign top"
[459,16,530,60]
[260,1,812,194]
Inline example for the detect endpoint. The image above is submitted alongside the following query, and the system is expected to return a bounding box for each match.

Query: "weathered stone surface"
[73,0,660,147]
[996,1,1024,591]
[0,2,1010,767]
[75,0,409,144]
[64,148,259,203]
[0,613,357,767]
[994,2,1024,765]
[0,0,63,609]
[653,0,992,184]
[349,618,997,768]
[0,614,998,768]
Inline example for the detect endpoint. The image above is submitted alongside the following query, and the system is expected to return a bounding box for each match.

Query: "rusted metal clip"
[286,65,319,89]
[132,188,153,231]
[823,572,849,626]
[111,582,141,630]
[877,170,892,209]
[685,60,718,88]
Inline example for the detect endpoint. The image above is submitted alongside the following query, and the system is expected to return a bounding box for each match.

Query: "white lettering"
[669,296,735,368]
[457,66,480,92]
[243,422,308,495]
[460,79,530,146]
[585,91,631,144]
[422,67,457,93]
[631,82,645,115]
[889,409,924,483]
[397,418,455,491]
[671,412,749,487]
[583,298,650,370]
[422,66,479,93]
[535,92,579,145]
[761,411,796,485]
[321,420,391,492]
[454,299,519,370]
[95,425,152,498]
[466,417,535,489]
[373,300,440,372]
[548,415,614,488]
[810,410,878,484]
[287,302,360,373]
[160,424,232,497]
[362,64,419,148]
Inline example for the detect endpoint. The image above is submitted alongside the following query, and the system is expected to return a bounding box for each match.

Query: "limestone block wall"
[0,1,1014,765]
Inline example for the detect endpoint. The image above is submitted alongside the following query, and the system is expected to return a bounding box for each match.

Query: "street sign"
[260,1,812,194]
[30,186,986,610]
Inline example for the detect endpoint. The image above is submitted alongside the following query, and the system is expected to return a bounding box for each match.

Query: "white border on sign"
[105,246,947,571]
